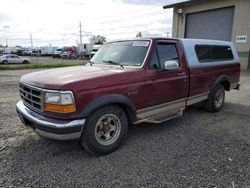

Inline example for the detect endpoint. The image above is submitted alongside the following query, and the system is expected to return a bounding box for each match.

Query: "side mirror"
[163,60,179,70]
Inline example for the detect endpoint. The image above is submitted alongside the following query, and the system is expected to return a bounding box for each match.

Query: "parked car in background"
[22,48,31,56]
[29,49,41,56]
[62,46,78,59]
[0,54,31,64]
[62,51,77,59]
[52,49,63,58]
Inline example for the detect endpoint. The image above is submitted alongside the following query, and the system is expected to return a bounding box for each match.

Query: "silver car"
[0,54,31,64]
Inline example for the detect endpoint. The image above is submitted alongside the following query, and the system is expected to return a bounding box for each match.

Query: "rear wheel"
[3,60,8,64]
[23,60,28,64]
[81,105,128,156]
[205,84,225,112]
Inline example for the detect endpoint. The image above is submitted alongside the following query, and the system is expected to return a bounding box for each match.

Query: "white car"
[0,54,31,64]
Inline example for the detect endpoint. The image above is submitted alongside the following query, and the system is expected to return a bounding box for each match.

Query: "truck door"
[142,40,189,118]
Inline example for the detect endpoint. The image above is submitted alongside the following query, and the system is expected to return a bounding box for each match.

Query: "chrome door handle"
[178,72,186,75]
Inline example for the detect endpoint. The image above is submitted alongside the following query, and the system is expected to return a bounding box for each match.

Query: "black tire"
[81,105,128,156]
[3,60,8,64]
[23,60,28,64]
[205,84,225,112]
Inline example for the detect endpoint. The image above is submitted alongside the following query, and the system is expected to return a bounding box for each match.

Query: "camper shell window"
[195,45,233,62]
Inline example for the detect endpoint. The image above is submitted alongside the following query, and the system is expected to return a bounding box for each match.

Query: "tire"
[81,105,128,156]
[205,84,225,112]
[3,60,8,64]
[23,60,28,64]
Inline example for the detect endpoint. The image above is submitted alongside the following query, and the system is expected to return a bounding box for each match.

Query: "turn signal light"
[44,103,76,113]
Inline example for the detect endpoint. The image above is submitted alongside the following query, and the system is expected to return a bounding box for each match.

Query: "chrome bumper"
[16,100,85,140]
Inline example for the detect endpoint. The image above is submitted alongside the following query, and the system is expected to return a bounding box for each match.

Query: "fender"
[211,75,230,91]
[80,94,137,123]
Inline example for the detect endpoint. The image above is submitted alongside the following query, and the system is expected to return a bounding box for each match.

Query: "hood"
[20,64,144,90]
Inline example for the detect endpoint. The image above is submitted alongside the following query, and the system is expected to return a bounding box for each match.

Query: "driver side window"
[149,42,179,70]
[157,43,179,68]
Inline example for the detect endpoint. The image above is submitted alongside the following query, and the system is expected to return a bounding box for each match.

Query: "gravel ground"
[0,69,249,188]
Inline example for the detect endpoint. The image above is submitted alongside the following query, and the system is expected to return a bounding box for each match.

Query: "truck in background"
[78,43,94,57]
[90,44,102,58]
[40,46,53,56]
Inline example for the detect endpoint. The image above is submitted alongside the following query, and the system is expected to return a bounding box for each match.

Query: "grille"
[19,83,43,111]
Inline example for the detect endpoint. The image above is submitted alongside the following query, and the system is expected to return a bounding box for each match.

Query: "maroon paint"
[20,38,240,120]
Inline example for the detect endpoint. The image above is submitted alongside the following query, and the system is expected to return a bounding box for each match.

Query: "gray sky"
[0,0,182,47]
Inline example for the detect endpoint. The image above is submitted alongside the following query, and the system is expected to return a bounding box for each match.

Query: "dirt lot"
[0,68,249,187]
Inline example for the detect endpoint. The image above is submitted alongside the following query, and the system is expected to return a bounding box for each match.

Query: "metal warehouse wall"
[171,0,250,69]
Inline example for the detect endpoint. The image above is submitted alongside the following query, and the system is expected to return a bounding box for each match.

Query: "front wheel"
[205,84,225,112]
[81,105,128,156]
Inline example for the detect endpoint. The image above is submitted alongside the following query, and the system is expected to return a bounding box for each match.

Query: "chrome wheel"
[214,88,224,108]
[95,114,121,146]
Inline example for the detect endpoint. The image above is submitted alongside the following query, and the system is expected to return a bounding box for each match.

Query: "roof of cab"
[106,37,235,45]
[106,37,178,43]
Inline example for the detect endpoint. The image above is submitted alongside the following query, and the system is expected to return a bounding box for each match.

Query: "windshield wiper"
[102,60,124,68]
[87,60,94,66]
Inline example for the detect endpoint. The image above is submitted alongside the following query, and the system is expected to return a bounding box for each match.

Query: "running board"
[134,108,184,124]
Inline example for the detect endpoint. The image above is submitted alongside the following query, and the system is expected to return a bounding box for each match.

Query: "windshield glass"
[91,40,150,67]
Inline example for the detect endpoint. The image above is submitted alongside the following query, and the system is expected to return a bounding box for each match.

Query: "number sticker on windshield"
[132,41,149,47]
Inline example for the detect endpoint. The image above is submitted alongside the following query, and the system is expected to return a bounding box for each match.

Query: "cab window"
[149,42,179,70]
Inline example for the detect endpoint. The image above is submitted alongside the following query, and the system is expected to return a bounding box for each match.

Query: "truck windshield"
[91,40,150,67]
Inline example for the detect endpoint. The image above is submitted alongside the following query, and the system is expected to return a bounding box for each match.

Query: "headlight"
[44,91,76,113]
[45,92,60,103]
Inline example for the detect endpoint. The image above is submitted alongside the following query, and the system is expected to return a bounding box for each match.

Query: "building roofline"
[163,0,205,9]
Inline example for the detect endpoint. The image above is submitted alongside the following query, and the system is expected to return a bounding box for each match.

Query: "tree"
[89,35,106,45]
[136,32,142,38]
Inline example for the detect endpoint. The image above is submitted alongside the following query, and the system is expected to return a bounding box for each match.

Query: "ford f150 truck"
[16,38,240,155]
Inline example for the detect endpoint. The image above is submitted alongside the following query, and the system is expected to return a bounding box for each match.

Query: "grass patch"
[0,62,86,70]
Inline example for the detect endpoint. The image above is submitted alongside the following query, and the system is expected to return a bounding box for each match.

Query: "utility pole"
[167,32,170,38]
[30,33,33,47]
[79,21,83,44]
[5,38,8,47]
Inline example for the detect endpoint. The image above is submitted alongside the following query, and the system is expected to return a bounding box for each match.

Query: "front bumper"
[16,100,85,140]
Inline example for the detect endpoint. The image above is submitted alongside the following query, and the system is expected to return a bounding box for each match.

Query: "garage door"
[185,7,234,41]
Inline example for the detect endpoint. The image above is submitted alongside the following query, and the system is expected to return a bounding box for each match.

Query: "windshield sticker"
[132,41,149,47]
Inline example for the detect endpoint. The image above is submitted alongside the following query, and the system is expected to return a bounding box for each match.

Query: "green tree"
[136,32,142,37]
[89,35,106,45]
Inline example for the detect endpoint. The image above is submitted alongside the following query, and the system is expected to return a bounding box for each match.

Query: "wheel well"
[81,94,137,124]
[220,80,230,91]
[87,103,136,125]
[115,103,136,125]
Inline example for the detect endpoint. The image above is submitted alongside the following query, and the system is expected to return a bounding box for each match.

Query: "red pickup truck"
[16,38,240,155]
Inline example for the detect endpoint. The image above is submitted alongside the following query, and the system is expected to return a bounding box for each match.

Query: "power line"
[61,9,172,31]
[88,6,164,21]
[88,9,172,24]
